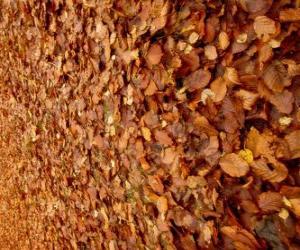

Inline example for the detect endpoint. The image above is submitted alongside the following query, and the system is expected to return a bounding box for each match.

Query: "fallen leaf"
[221,226,260,249]
[184,69,211,91]
[154,130,173,146]
[258,192,283,212]
[246,127,273,158]
[250,157,288,183]
[280,8,300,22]
[157,196,168,214]
[204,45,218,60]
[219,31,230,50]
[146,44,163,66]
[141,127,152,142]
[148,175,164,194]
[219,153,249,177]
[254,16,277,41]
[269,90,294,114]
[290,198,300,217]
[238,149,253,164]
[144,80,158,96]
[285,130,300,159]
[162,147,176,165]
[263,61,291,93]
[235,89,259,110]
[210,77,227,102]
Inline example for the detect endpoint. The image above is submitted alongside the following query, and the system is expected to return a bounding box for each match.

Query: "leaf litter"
[0,0,299,249]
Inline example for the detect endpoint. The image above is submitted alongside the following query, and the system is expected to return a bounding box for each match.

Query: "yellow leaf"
[239,149,254,164]
[141,127,151,142]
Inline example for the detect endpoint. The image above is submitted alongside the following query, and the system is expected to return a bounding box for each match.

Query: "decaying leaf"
[219,153,249,177]
[258,192,283,212]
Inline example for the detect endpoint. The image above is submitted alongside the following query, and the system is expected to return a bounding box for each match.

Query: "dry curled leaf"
[285,130,300,159]
[219,153,249,177]
[184,69,211,91]
[258,192,283,213]
[250,157,288,183]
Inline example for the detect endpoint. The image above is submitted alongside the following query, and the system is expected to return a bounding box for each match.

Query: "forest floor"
[0,1,300,249]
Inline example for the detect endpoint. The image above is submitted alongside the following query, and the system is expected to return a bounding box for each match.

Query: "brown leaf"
[221,226,260,249]
[269,90,294,114]
[219,31,230,50]
[239,0,272,15]
[235,89,259,110]
[258,192,283,212]
[263,61,291,93]
[219,153,249,177]
[203,136,219,157]
[144,80,157,96]
[250,157,288,183]
[157,196,168,214]
[280,8,300,22]
[240,200,259,214]
[204,45,218,60]
[184,69,211,91]
[154,130,173,146]
[148,175,164,194]
[253,16,276,41]
[162,147,176,165]
[245,127,273,158]
[290,198,300,217]
[146,44,163,66]
[285,130,300,159]
[210,77,227,102]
